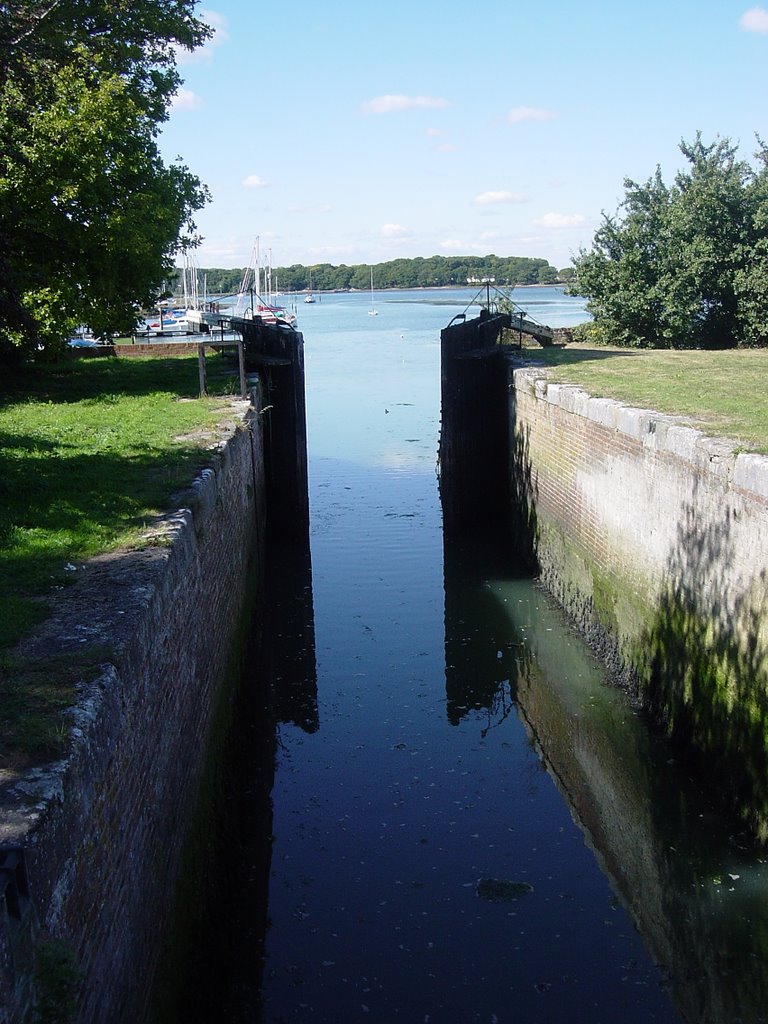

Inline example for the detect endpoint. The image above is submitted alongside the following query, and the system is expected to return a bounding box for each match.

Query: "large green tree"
[0,0,210,358]
[573,135,768,348]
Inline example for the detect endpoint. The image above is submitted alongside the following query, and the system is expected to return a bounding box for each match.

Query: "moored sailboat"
[236,238,298,329]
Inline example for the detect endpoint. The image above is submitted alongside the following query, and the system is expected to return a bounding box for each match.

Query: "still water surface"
[204,289,768,1023]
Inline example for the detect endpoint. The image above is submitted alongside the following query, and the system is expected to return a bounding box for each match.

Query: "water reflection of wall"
[440,527,768,1024]
[264,541,319,734]
[442,532,523,726]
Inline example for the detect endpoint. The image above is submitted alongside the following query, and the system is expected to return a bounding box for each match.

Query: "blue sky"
[159,0,768,272]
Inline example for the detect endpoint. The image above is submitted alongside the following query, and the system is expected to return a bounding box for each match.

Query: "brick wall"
[0,392,267,1022]
[509,365,768,837]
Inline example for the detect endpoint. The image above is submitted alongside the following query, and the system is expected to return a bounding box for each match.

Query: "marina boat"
[244,303,297,328]
[368,267,378,316]
[145,309,194,334]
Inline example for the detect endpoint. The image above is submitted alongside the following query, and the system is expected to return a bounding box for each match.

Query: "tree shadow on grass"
[0,434,212,630]
[0,352,236,405]
[529,344,641,370]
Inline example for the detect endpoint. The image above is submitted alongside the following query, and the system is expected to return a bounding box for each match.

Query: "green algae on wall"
[508,365,768,841]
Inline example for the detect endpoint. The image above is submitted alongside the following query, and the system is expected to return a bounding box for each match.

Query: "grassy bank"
[0,352,246,766]
[523,343,768,454]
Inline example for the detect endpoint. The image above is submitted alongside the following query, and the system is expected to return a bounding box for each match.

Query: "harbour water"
[182,287,768,1024]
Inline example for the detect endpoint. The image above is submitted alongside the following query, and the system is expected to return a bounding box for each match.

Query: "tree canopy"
[572,135,768,348]
[0,0,211,359]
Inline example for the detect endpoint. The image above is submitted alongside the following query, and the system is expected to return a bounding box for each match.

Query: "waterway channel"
[183,288,768,1024]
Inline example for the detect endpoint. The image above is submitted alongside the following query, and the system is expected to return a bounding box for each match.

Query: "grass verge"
[518,342,768,453]
[0,352,247,768]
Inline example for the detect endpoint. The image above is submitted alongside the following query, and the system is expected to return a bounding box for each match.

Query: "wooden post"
[237,340,247,398]
[198,344,207,396]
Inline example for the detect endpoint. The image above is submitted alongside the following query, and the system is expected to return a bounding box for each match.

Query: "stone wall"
[0,391,266,1023]
[509,364,768,837]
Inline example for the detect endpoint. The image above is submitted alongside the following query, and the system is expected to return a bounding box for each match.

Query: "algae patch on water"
[476,878,534,902]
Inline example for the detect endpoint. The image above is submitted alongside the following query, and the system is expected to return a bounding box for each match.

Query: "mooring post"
[198,343,207,397]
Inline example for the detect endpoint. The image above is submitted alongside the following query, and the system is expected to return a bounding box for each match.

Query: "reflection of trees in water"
[479,676,517,739]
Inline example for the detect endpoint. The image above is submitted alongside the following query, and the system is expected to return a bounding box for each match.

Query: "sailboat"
[235,238,297,328]
[305,268,316,303]
[368,267,378,316]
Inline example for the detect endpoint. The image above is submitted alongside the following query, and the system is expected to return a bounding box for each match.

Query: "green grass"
[524,343,768,453]
[1,354,243,634]
[0,353,247,767]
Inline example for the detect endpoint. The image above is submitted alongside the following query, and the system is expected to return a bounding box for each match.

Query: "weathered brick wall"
[0,394,266,1023]
[509,365,768,836]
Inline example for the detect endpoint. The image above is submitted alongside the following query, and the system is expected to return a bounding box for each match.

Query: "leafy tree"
[734,139,768,344]
[536,265,558,285]
[574,168,678,346]
[573,135,768,348]
[0,0,211,360]
[666,136,754,347]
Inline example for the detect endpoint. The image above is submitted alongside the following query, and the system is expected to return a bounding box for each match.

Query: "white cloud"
[362,94,449,115]
[474,190,525,205]
[740,6,768,31]
[176,9,229,63]
[171,88,201,111]
[426,127,444,137]
[381,223,412,238]
[505,106,557,124]
[242,175,270,189]
[438,143,457,153]
[534,212,587,228]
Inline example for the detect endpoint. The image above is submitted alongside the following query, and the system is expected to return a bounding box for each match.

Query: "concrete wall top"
[512,365,768,502]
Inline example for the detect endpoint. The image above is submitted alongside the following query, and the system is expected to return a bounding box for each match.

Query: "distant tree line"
[169,255,570,296]
[573,135,768,348]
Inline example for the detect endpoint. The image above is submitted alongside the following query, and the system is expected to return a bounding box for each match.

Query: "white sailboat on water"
[304,268,316,303]
[368,267,378,316]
